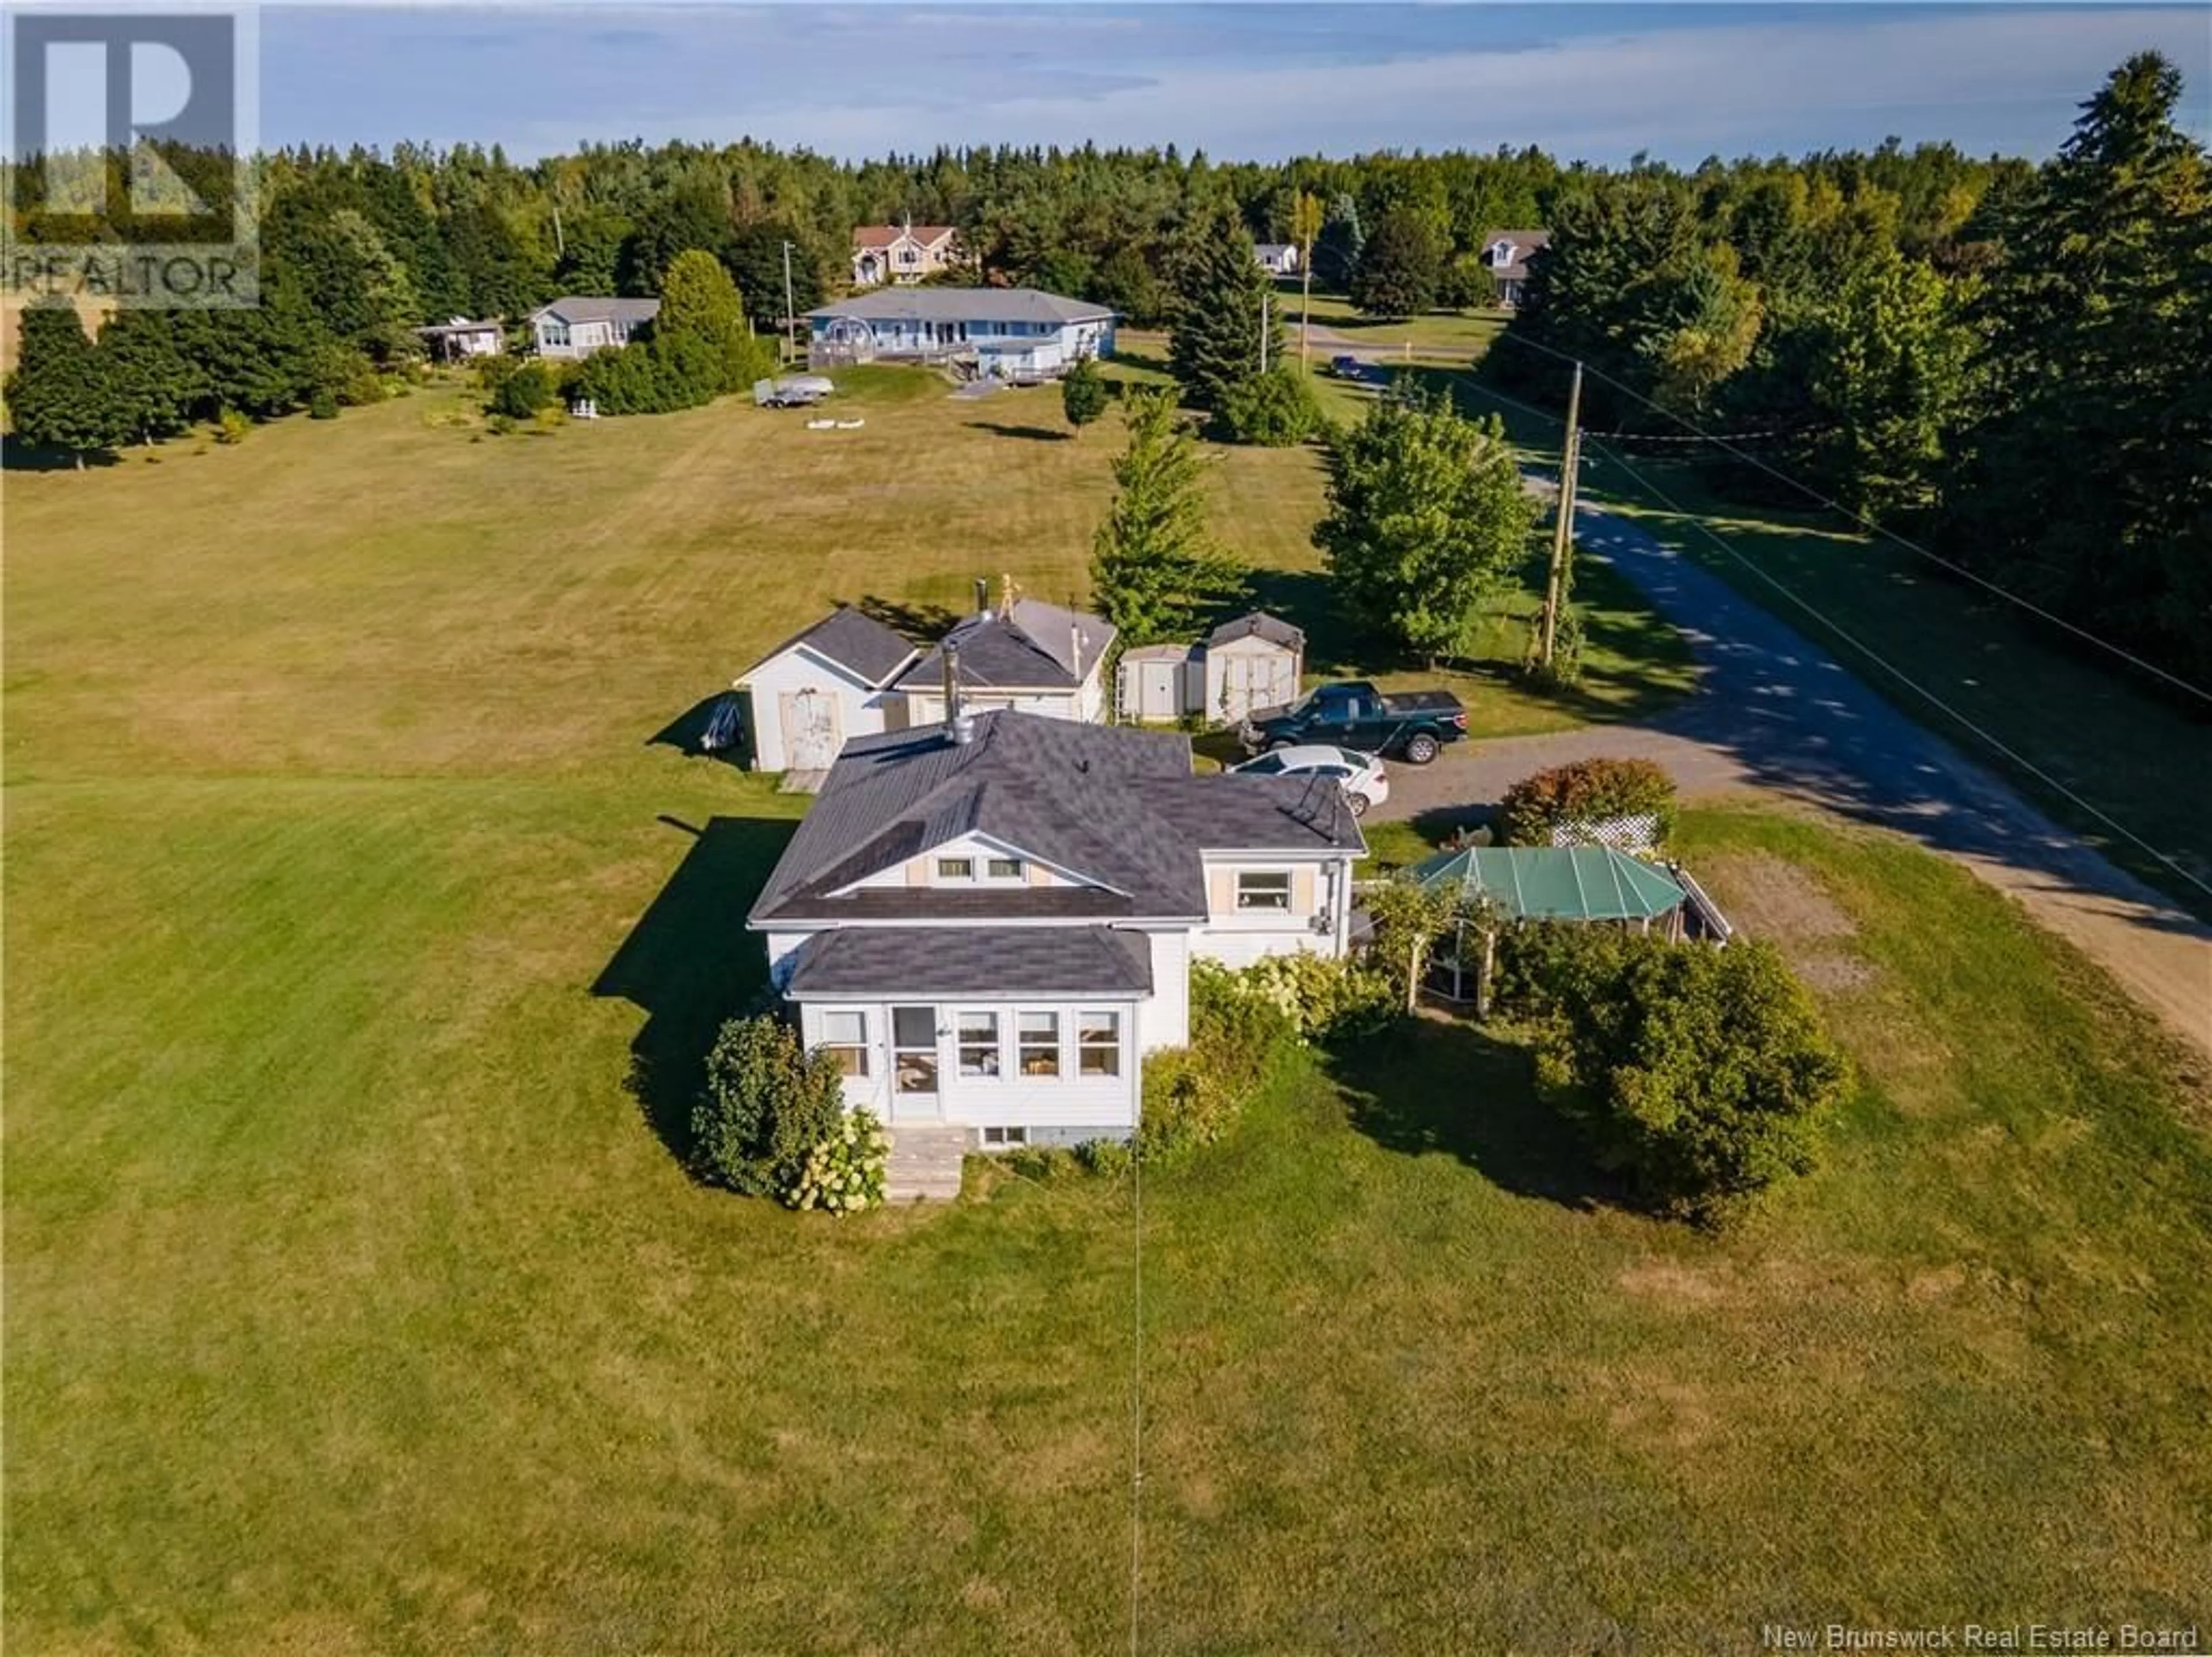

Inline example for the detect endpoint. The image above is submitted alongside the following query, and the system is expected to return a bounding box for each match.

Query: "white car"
[1229,744,1391,816]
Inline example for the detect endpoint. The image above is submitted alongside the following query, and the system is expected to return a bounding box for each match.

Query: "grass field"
[11,368,2211,1651]
[1289,288,1510,358]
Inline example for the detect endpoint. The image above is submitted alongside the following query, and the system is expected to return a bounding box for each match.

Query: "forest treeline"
[4,52,2205,684]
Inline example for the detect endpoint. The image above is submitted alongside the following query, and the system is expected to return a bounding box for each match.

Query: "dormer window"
[933,854,1029,884]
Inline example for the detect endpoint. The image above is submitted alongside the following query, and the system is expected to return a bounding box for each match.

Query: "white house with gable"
[734,588,1115,773]
[733,607,920,773]
[747,709,1365,1146]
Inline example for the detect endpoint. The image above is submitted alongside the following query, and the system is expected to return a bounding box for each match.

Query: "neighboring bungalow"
[733,587,1115,772]
[893,594,1115,725]
[803,287,1115,378]
[416,316,504,361]
[1113,610,1306,725]
[851,222,962,287]
[747,708,1366,1144]
[1478,230,1551,307]
[529,296,660,358]
[1254,243,1301,277]
[733,606,921,774]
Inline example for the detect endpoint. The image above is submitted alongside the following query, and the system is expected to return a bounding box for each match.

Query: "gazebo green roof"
[1411,845,1687,922]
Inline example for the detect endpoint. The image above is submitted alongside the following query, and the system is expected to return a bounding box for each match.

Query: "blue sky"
[260,4,2212,164]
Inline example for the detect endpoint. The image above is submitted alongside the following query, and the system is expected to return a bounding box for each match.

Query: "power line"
[1573,426,2212,902]
[1487,332,2212,705]
[1128,1144,1144,1657]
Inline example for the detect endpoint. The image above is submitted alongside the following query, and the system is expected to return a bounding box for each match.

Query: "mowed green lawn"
[9,374,2211,1651]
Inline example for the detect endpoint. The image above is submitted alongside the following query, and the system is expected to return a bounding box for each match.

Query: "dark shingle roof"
[896,599,1115,691]
[804,287,1115,327]
[1206,611,1306,651]
[749,710,1362,926]
[532,295,662,326]
[1478,231,1551,281]
[785,926,1152,997]
[741,606,918,688]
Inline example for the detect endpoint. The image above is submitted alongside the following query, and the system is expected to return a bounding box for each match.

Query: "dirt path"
[1373,505,2212,1061]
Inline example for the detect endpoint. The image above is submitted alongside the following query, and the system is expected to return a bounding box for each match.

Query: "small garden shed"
[1204,612,1305,724]
[1116,644,1204,722]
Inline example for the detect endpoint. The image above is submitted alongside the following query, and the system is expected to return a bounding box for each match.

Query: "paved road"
[1372,502,2212,1058]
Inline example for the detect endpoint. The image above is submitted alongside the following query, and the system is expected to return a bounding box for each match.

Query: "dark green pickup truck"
[1237,680,1468,765]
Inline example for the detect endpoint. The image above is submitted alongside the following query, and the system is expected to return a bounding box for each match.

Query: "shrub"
[532,405,565,434]
[308,388,339,420]
[1135,1046,1235,1163]
[1232,952,1400,1043]
[1499,757,1678,849]
[1003,1144,1085,1183]
[213,408,251,445]
[690,1013,847,1197]
[1219,364,1321,447]
[787,1109,889,1215]
[1528,933,1850,1225]
[1188,959,1298,1091]
[1075,1137,1134,1179]
[485,412,516,436]
[490,360,559,419]
[1062,357,1109,432]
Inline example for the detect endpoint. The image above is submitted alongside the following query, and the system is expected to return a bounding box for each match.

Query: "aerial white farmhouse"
[733,588,1115,772]
[747,709,1365,1147]
[802,287,1115,379]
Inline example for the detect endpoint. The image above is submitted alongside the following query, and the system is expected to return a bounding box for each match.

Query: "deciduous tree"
[1315,388,1537,660]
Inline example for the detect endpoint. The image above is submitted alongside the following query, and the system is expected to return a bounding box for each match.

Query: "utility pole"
[781,240,798,366]
[1539,360,1584,668]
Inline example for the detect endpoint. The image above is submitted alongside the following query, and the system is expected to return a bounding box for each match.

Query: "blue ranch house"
[803,287,1116,380]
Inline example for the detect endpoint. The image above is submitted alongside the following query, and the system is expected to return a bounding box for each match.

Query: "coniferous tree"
[1350,207,1444,318]
[1944,51,2210,682]
[1166,201,1278,415]
[1061,356,1109,433]
[1313,192,1365,290]
[99,310,204,445]
[1089,390,1243,643]
[7,305,129,466]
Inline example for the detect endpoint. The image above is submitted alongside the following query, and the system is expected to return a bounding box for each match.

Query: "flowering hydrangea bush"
[784,1109,889,1216]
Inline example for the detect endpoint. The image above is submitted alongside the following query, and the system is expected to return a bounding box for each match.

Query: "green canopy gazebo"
[1410,844,1690,1006]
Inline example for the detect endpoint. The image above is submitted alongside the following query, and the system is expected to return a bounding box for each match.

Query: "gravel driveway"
[1371,502,2212,1058]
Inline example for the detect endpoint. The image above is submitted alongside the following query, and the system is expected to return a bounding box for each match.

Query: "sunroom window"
[819,1009,869,1077]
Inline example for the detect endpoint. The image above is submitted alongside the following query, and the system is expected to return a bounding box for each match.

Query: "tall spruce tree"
[1166,201,1278,414]
[6,304,123,467]
[1089,389,1243,644]
[1945,51,2211,683]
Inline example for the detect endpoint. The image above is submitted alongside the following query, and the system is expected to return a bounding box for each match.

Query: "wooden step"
[882,1125,971,1202]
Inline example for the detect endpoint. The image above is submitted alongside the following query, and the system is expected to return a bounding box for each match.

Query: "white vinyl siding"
[797,996,1138,1132]
[738,641,901,773]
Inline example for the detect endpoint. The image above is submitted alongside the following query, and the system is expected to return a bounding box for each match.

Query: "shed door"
[1221,655,1257,722]
[781,688,839,770]
[1142,661,1177,720]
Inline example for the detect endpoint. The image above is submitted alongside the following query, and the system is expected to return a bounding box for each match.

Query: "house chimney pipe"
[942,642,972,744]
[974,576,990,619]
